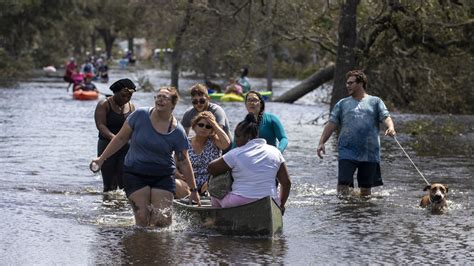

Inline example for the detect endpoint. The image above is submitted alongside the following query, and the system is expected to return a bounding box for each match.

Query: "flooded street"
[0,69,472,264]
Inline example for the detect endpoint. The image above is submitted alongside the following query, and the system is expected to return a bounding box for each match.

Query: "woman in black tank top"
[94,78,136,193]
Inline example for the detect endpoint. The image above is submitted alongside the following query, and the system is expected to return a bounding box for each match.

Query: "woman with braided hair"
[208,114,291,213]
[242,91,288,153]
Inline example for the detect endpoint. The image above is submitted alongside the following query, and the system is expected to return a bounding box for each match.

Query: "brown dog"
[420,183,448,212]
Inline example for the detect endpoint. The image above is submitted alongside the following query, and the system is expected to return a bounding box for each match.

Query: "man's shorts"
[123,171,176,197]
[338,159,383,188]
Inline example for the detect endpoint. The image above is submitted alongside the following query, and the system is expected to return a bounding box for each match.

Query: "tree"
[330,0,359,110]
[171,0,194,90]
[0,0,73,80]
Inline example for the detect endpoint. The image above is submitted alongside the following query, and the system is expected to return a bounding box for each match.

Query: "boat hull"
[209,91,273,101]
[173,196,282,236]
[73,89,99,100]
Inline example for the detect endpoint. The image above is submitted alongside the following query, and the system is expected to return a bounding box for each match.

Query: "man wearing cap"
[181,83,232,142]
[94,78,136,193]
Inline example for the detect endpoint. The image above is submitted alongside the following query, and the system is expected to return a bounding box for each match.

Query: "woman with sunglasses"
[91,87,200,227]
[175,111,230,198]
[239,91,288,153]
[94,78,136,193]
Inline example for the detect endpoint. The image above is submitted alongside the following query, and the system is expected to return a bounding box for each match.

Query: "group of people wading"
[90,69,396,228]
[63,56,108,92]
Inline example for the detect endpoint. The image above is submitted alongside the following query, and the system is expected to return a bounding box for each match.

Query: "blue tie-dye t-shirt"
[329,95,390,162]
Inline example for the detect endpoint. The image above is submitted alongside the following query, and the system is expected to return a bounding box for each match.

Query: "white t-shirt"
[223,138,284,199]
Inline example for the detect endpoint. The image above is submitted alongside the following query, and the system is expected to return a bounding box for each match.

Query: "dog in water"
[420,183,448,213]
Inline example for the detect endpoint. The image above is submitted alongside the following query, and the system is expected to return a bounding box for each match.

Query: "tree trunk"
[266,0,273,91]
[203,48,212,80]
[274,64,335,103]
[329,0,360,111]
[90,31,96,56]
[171,0,193,91]
[128,37,134,54]
[96,28,115,60]
[104,35,115,60]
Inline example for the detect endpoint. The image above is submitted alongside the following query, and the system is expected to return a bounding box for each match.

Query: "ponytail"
[236,113,259,140]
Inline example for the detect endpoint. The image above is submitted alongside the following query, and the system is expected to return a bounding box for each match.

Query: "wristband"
[190,187,198,193]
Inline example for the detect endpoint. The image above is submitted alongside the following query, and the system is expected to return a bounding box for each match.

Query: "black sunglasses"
[192,99,206,105]
[197,123,212,129]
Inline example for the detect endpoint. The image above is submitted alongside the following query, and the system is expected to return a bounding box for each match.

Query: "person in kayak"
[237,67,251,93]
[75,72,97,92]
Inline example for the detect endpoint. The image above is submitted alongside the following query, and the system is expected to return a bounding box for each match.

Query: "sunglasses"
[121,88,135,94]
[197,123,212,129]
[192,98,206,105]
[155,95,171,101]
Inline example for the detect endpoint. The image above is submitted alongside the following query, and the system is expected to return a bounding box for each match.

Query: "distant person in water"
[63,57,77,83]
[96,57,109,83]
[224,81,243,96]
[81,58,95,75]
[237,67,251,93]
[316,70,396,197]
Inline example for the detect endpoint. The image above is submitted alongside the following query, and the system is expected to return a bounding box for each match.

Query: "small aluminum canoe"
[173,196,283,237]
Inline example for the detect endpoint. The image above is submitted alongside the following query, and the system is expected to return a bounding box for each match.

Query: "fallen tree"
[273,63,335,103]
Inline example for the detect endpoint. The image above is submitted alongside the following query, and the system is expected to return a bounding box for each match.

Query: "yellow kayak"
[220,93,245,102]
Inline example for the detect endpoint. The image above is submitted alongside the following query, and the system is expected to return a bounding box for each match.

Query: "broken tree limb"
[273,63,335,103]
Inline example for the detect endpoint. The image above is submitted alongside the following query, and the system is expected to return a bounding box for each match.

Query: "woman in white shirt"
[208,114,291,213]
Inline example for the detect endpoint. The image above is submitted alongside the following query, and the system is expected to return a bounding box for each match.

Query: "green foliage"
[400,117,472,157]
[403,119,466,136]
[357,0,473,114]
[0,0,471,114]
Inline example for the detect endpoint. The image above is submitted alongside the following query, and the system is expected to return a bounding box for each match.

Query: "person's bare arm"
[383,117,396,136]
[94,99,114,140]
[317,121,337,159]
[176,150,201,206]
[91,121,132,168]
[209,120,231,150]
[208,157,231,176]
[276,162,291,215]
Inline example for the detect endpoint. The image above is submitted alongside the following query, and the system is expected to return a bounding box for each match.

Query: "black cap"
[110,78,136,93]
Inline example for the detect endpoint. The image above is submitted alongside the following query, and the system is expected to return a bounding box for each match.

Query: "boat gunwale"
[173,196,281,212]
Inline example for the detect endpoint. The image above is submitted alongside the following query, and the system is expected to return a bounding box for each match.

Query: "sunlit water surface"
[0,69,472,264]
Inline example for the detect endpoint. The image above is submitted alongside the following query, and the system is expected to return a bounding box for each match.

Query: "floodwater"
[0,69,472,264]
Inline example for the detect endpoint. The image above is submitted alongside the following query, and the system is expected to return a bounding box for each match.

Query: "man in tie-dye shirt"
[317,70,396,197]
